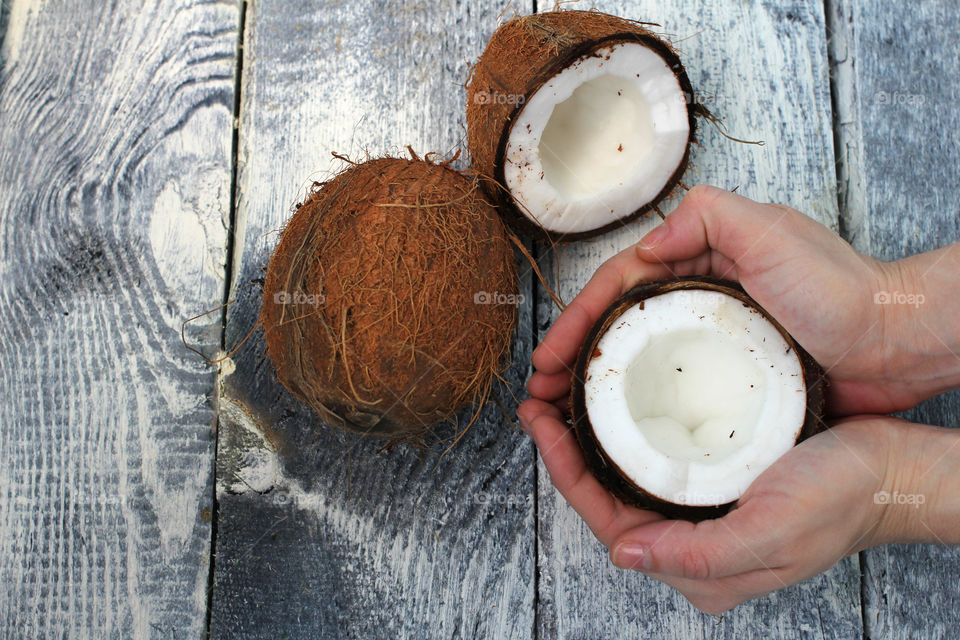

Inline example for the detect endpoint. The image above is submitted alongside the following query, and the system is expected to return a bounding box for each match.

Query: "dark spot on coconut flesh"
[592,348,602,359]
[638,300,645,310]
[617,144,623,152]
[729,430,735,438]
[676,367,682,372]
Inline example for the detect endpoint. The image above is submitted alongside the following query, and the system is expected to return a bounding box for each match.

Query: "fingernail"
[531,344,542,363]
[614,543,650,570]
[516,411,531,435]
[639,222,669,250]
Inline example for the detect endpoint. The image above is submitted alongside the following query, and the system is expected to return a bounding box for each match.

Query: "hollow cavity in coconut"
[260,156,518,441]
[467,11,698,241]
[570,277,826,521]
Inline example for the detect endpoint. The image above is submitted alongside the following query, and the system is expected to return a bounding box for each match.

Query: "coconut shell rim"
[569,276,827,521]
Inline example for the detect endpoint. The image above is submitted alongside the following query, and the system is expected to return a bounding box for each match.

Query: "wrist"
[873,248,960,402]
[874,419,960,546]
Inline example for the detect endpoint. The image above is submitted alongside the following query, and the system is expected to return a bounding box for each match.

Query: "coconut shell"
[260,157,518,440]
[466,10,698,241]
[569,276,827,521]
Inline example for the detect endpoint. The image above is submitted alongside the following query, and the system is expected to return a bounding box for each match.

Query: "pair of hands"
[516,185,959,614]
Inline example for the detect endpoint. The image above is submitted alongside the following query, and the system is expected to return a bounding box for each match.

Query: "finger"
[532,248,674,375]
[530,298,594,376]
[609,504,781,581]
[551,396,569,415]
[637,185,822,278]
[519,398,662,546]
[526,370,571,404]
[517,397,565,427]
[518,394,569,418]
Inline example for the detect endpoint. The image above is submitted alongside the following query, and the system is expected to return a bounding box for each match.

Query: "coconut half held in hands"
[467,11,698,241]
[570,277,826,521]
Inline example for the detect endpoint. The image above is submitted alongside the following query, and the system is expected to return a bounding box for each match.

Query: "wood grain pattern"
[0,0,238,638]
[533,1,863,638]
[3,0,957,636]
[210,1,537,638]
[832,1,960,637]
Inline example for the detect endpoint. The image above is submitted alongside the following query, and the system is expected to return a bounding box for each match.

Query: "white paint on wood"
[0,0,47,63]
[826,0,869,253]
[0,0,239,637]
[836,1,960,637]
[211,1,537,638]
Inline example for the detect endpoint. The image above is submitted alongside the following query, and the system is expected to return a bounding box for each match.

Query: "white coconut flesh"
[503,42,690,235]
[584,289,807,507]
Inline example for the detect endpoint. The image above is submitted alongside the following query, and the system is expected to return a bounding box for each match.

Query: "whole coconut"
[260,156,518,440]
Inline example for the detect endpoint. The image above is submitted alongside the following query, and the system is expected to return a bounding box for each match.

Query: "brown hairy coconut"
[570,277,826,521]
[260,155,518,441]
[466,10,700,241]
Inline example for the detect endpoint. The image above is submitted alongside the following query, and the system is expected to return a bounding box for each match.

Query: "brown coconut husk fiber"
[259,154,519,441]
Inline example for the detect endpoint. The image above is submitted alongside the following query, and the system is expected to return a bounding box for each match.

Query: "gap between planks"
[206,1,250,637]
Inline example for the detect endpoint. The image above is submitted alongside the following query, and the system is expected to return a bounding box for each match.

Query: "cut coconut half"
[504,43,689,235]
[570,277,826,521]
[467,11,698,241]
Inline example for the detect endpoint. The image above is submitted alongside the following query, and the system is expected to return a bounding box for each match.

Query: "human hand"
[526,184,935,417]
[515,401,957,614]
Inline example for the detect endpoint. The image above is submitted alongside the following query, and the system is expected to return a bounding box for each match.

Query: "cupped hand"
[527,184,922,417]
[516,398,908,614]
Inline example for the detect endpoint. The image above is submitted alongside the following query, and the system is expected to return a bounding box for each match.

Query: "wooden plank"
[210,1,536,638]
[828,1,960,637]
[0,0,238,637]
[534,1,863,638]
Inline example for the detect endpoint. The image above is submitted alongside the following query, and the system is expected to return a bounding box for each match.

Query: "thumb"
[610,505,779,580]
[637,185,828,280]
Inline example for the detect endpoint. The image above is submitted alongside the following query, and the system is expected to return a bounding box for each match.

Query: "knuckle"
[684,184,723,208]
[685,183,715,200]
[675,546,714,580]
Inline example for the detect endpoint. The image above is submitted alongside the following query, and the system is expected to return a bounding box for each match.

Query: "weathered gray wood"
[0,0,238,637]
[829,1,960,637]
[210,2,536,638]
[534,1,862,638]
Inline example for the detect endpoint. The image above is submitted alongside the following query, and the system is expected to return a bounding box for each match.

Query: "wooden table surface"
[1,0,958,638]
